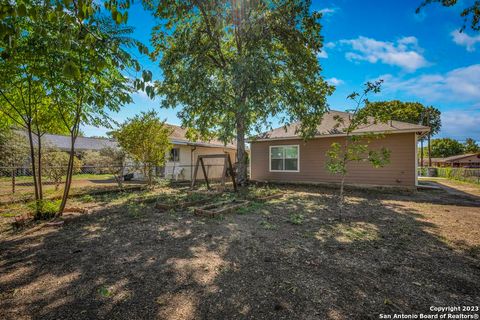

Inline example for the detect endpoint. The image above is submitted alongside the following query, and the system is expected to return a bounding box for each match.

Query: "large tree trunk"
[235,114,247,186]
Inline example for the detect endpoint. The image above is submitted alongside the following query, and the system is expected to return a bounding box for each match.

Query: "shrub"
[28,200,61,220]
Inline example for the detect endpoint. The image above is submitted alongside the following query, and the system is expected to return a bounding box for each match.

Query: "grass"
[0,173,115,183]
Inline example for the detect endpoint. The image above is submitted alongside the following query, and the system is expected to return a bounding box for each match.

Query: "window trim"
[269,145,300,172]
[169,148,180,162]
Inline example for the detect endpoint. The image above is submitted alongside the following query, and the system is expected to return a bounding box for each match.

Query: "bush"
[437,167,480,184]
[28,200,61,220]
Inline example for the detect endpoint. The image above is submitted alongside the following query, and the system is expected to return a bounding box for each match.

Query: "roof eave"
[248,128,430,142]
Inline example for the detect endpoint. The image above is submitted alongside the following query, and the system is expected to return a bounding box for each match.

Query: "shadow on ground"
[0,185,479,320]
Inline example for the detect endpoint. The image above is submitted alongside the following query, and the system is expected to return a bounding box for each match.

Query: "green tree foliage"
[417,0,480,31]
[326,81,390,210]
[111,111,172,185]
[148,0,333,184]
[463,138,479,153]
[42,149,82,191]
[0,129,29,167]
[0,128,30,194]
[362,101,441,166]
[83,148,127,187]
[1,0,151,215]
[430,138,465,158]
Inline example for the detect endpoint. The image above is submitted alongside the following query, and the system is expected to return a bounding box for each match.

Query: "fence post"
[11,168,15,194]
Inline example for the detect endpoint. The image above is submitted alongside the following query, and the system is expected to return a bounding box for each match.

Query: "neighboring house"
[19,126,236,181]
[163,124,237,180]
[422,153,480,168]
[420,157,446,167]
[249,110,430,188]
[28,133,118,153]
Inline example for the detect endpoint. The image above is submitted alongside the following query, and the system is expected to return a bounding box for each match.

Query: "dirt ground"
[0,181,479,320]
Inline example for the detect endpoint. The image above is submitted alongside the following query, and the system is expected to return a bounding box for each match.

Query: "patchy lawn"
[0,182,479,319]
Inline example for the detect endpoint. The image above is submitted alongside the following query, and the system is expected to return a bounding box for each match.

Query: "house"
[423,153,480,168]
[420,157,446,167]
[18,126,237,181]
[163,124,237,180]
[249,110,430,188]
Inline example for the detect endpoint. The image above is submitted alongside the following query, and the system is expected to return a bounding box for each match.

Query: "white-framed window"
[269,145,299,172]
[169,148,180,162]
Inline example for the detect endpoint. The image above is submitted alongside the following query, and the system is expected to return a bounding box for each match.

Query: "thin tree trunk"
[428,134,432,167]
[235,114,247,186]
[58,133,76,215]
[26,124,39,204]
[37,134,43,200]
[420,139,424,168]
[338,137,349,212]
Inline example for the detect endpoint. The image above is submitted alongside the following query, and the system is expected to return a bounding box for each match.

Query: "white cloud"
[379,64,480,102]
[319,8,337,16]
[440,110,480,140]
[340,36,429,72]
[451,30,480,52]
[325,42,336,49]
[327,77,344,86]
[317,50,328,59]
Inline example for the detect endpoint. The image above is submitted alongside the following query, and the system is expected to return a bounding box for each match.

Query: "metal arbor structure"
[191,154,237,191]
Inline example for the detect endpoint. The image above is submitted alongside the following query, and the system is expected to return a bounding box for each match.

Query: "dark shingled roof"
[18,124,236,151]
[19,132,118,151]
[253,110,430,141]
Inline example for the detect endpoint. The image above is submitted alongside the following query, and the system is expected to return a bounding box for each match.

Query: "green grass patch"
[260,220,277,230]
[289,213,305,225]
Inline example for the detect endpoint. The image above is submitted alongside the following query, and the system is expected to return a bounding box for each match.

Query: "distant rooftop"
[18,131,118,151]
[18,125,236,151]
[165,124,236,149]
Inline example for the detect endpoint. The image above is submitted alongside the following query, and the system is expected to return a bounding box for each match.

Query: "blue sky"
[83,0,480,141]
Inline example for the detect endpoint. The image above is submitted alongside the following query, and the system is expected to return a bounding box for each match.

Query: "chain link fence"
[418,167,480,184]
[0,163,226,205]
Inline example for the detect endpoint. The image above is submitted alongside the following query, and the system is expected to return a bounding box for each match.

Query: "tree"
[83,148,127,187]
[421,107,442,166]
[417,0,480,31]
[430,138,464,158]
[148,0,333,185]
[0,128,30,193]
[0,6,56,204]
[464,138,479,153]
[326,81,391,210]
[44,14,147,215]
[1,1,151,217]
[42,149,82,191]
[111,111,172,185]
[100,147,127,188]
[362,101,441,167]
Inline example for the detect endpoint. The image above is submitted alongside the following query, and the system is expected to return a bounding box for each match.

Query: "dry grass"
[0,181,479,319]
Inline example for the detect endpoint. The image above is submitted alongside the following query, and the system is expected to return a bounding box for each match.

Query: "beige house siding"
[250,132,417,187]
[166,145,236,181]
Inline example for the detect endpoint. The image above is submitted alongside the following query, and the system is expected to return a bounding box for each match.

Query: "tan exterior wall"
[166,145,236,181]
[250,132,417,187]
